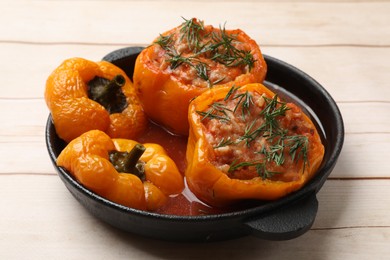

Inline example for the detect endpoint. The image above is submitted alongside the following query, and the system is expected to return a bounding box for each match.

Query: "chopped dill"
[180,17,205,52]
[214,91,309,178]
[232,90,253,118]
[228,159,280,180]
[208,25,255,70]
[154,34,173,50]
[167,52,191,69]
[260,95,290,134]
[196,102,232,122]
[224,85,240,101]
[194,62,209,82]
[155,18,256,84]
[213,137,234,149]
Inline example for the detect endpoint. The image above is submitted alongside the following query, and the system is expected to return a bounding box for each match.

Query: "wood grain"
[0,176,390,259]
[0,0,389,259]
[1,1,389,46]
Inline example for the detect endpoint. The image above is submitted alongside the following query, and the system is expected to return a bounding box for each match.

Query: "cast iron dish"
[46,46,344,242]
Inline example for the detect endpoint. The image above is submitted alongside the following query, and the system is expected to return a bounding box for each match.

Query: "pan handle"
[244,193,318,240]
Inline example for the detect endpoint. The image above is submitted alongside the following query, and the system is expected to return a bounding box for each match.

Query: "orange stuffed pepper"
[185,84,324,207]
[57,130,184,211]
[45,58,147,143]
[133,18,267,135]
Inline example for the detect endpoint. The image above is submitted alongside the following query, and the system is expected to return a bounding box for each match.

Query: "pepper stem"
[122,144,146,173]
[87,74,127,114]
[109,144,146,179]
[103,74,125,94]
[93,74,125,103]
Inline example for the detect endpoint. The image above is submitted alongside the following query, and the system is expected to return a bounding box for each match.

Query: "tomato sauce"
[135,121,229,216]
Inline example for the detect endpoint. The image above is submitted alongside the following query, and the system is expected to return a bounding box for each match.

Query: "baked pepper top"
[45,57,147,143]
[186,83,325,206]
[133,18,267,135]
[57,130,184,211]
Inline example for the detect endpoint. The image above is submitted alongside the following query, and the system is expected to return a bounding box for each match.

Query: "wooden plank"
[0,99,47,143]
[0,142,54,174]
[0,2,389,46]
[17,0,390,2]
[315,180,390,228]
[332,133,390,178]
[0,175,389,259]
[339,102,390,134]
[1,175,389,230]
[0,1,388,258]
[263,46,390,103]
[0,44,116,99]
[1,227,389,259]
[1,43,389,102]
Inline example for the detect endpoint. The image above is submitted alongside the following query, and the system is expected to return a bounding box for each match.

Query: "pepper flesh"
[45,58,147,143]
[57,130,184,211]
[185,83,325,207]
[133,18,267,135]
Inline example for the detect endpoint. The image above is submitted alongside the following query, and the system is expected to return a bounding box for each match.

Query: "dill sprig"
[180,17,205,52]
[232,90,253,118]
[260,95,290,134]
[238,95,289,145]
[154,34,173,50]
[167,51,192,69]
[224,85,239,101]
[165,47,214,85]
[228,159,280,180]
[255,162,281,180]
[208,25,255,70]
[257,131,287,166]
[171,53,208,86]
[213,137,234,149]
[221,90,309,177]
[194,62,209,82]
[285,135,309,167]
[228,160,259,173]
[257,132,309,172]
[155,18,256,85]
[196,102,232,122]
[239,119,259,146]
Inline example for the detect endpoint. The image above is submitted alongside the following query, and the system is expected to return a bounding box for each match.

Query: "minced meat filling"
[198,87,315,182]
[151,18,255,88]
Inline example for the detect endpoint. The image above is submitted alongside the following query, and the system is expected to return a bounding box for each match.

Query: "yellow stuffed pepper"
[133,18,267,135]
[185,84,325,207]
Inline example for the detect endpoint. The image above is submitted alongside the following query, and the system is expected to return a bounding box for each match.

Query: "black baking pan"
[45,46,344,242]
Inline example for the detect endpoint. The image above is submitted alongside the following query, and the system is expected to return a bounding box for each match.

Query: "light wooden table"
[1,0,389,259]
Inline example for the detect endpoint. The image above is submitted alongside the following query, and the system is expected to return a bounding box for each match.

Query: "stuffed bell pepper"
[57,130,184,211]
[185,83,325,207]
[133,18,267,135]
[45,58,147,143]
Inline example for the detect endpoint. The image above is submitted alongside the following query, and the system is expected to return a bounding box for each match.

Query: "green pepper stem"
[122,144,146,173]
[95,74,125,101]
[109,144,146,179]
[107,74,125,89]
[88,74,128,114]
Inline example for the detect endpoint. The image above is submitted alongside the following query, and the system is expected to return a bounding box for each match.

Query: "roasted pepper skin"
[133,25,267,136]
[57,130,184,211]
[112,138,185,211]
[45,58,147,143]
[185,84,324,207]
